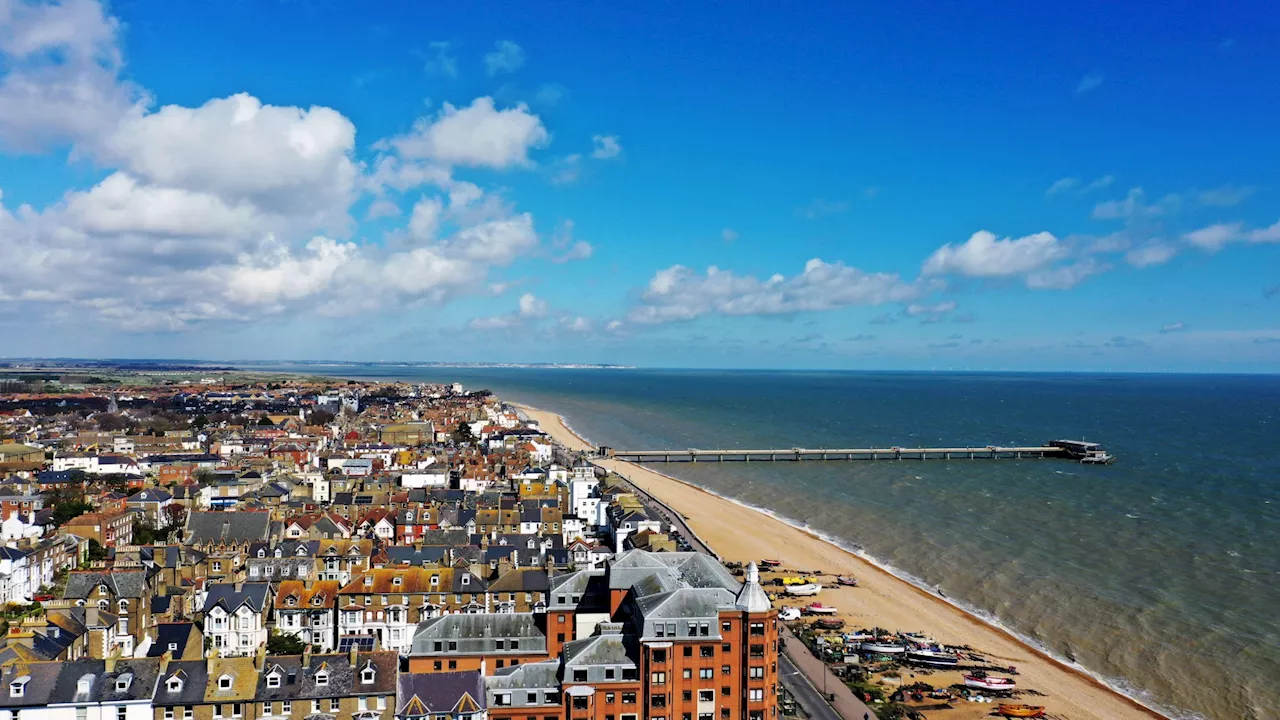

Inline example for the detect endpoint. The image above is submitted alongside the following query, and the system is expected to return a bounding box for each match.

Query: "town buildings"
[0,377,780,720]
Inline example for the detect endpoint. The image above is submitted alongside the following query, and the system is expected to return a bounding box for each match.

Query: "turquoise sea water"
[261,366,1280,720]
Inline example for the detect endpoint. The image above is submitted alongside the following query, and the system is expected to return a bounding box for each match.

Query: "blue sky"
[1,0,1278,371]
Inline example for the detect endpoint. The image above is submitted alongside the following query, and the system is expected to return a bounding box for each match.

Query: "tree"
[305,409,335,426]
[452,422,475,444]
[266,630,308,655]
[191,414,210,430]
[52,499,93,526]
[257,416,275,426]
[87,539,107,562]
[162,503,188,531]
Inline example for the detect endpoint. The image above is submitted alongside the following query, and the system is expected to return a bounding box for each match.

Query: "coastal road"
[610,469,876,720]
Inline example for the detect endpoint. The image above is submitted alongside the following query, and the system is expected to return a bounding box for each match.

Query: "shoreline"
[514,402,1177,720]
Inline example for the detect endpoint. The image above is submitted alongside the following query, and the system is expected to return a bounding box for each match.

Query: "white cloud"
[382,97,549,169]
[366,198,401,219]
[923,230,1067,278]
[1025,258,1107,290]
[407,196,443,242]
[518,292,547,317]
[563,316,592,333]
[484,40,525,76]
[1250,221,1280,244]
[627,259,926,324]
[1046,177,1079,196]
[1160,322,1186,333]
[1197,184,1254,207]
[61,171,261,240]
[1183,222,1243,251]
[548,153,582,184]
[906,301,957,317]
[1047,175,1113,197]
[0,0,142,151]
[721,228,739,243]
[467,291,548,331]
[1125,242,1178,267]
[591,134,621,160]
[549,219,594,263]
[796,198,851,219]
[1076,73,1104,95]
[100,93,359,225]
[1093,188,1146,219]
[423,41,457,77]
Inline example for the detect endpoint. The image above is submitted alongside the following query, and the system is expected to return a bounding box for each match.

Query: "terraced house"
[336,567,490,654]
[274,580,339,653]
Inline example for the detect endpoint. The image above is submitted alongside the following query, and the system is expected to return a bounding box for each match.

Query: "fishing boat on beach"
[804,602,838,615]
[905,647,960,667]
[858,640,906,654]
[760,559,783,568]
[813,618,844,630]
[785,583,822,596]
[836,576,858,586]
[996,704,1045,718]
[964,674,1017,691]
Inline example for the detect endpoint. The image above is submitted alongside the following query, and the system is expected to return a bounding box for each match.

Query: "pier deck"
[603,445,1071,462]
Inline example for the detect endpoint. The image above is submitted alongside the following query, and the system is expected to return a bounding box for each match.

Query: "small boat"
[836,576,858,587]
[782,576,820,586]
[858,640,906,654]
[844,631,875,642]
[785,583,822,596]
[760,559,783,568]
[804,602,839,615]
[813,618,844,630]
[964,674,1016,691]
[905,648,959,667]
[778,607,802,621]
[997,704,1046,718]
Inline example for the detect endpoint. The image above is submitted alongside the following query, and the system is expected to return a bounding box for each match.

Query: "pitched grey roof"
[485,661,561,708]
[410,613,546,656]
[0,660,62,708]
[184,511,270,545]
[563,624,638,671]
[148,623,197,657]
[397,671,486,714]
[154,661,208,706]
[255,651,398,701]
[202,582,271,614]
[63,569,150,599]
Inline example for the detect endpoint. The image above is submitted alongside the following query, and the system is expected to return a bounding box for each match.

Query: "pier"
[600,442,1103,463]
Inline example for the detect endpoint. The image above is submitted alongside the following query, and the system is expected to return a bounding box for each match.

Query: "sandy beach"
[517,403,1168,720]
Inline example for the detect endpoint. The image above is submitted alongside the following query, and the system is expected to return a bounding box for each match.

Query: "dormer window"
[360,667,375,684]
[286,596,297,606]
[116,673,133,692]
[218,675,232,690]
[429,576,439,586]
[166,676,183,693]
[98,584,108,595]
[461,575,470,586]
[9,676,29,698]
[315,671,329,687]
[363,576,372,586]
[392,576,403,586]
[167,643,178,651]
[266,672,281,688]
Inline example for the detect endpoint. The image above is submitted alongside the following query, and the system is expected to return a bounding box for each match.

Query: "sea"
[257,366,1280,720]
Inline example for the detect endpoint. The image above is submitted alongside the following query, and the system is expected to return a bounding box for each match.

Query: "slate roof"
[63,568,150,599]
[255,651,398,701]
[487,568,550,594]
[154,660,209,706]
[0,660,63,708]
[563,625,638,669]
[184,510,271,545]
[410,613,547,655]
[384,545,448,566]
[148,622,197,657]
[397,671,486,716]
[202,582,271,613]
[127,489,173,503]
